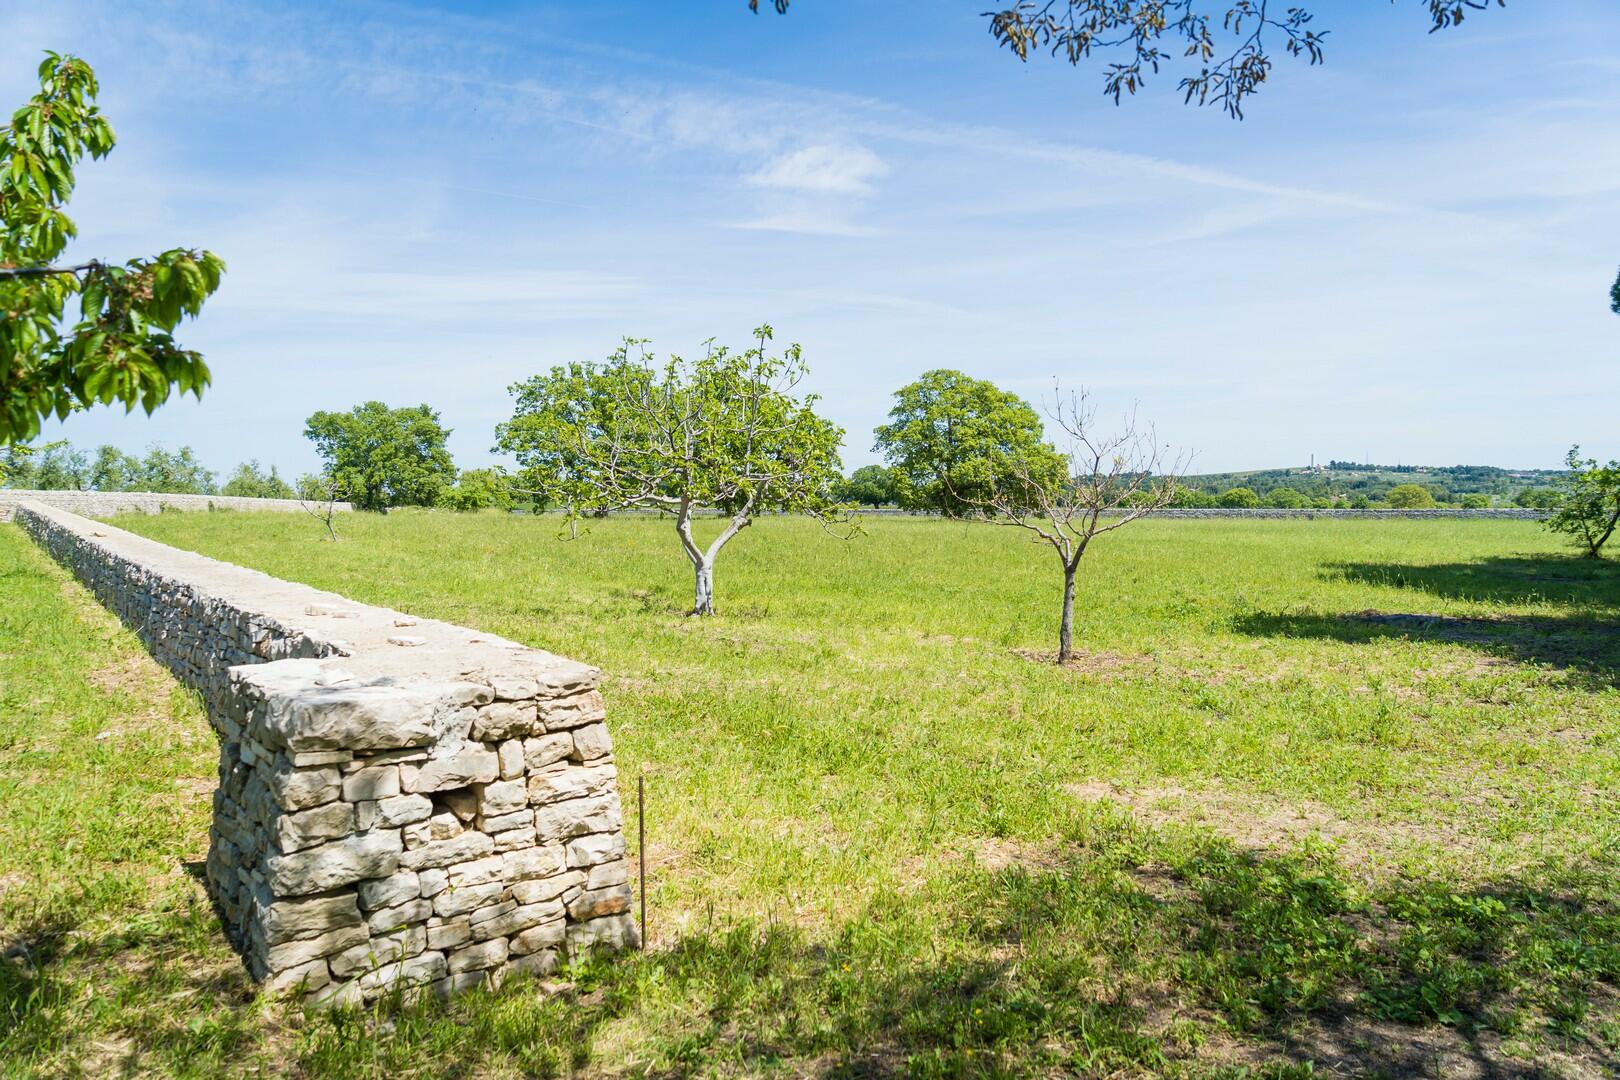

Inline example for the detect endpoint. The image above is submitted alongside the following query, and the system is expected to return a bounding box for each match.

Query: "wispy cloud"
[746,144,889,195]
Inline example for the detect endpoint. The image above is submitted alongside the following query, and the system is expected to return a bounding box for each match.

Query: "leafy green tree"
[221,460,296,500]
[89,444,137,491]
[1386,483,1437,509]
[304,402,456,513]
[438,468,514,512]
[0,439,87,488]
[836,464,899,507]
[874,370,1065,516]
[495,326,851,616]
[1,53,224,445]
[753,2,1499,118]
[1217,486,1259,508]
[1169,487,1215,508]
[1460,494,1490,509]
[1264,487,1308,509]
[1547,446,1620,559]
[1514,486,1563,510]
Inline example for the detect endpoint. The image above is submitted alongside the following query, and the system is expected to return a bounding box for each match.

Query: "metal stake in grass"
[638,771,647,949]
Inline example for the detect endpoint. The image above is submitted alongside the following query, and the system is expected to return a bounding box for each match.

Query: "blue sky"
[6,0,1618,477]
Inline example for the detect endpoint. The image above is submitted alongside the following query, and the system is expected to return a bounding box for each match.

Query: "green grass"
[4,512,1618,1076]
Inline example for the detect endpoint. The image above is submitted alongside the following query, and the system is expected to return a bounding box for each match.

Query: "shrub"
[1218,487,1260,508]
[1460,494,1490,509]
[1385,483,1437,509]
[438,469,514,512]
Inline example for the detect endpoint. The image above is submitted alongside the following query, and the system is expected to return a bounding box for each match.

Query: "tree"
[874,369,1066,516]
[221,460,296,500]
[132,443,216,494]
[1218,486,1259,508]
[304,401,456,513]
[1264,486,1308,508]
[89,444,137,491]
[1514,486,1563,510]
[1,53,224,445]
[296,472,346,542]
[1385,482,1437,509]
[836,464,899,507]
[495,326,852,616]
[0,439,87,488]
[1546,446,1620,559]
[751,2,1502,118]
[943,386,1186,663]
[1460,494,1490,509]
[438,468,514,512]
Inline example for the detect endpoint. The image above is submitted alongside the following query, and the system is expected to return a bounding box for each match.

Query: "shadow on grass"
[1324,554,1620,611]
[292,839,1619,1079]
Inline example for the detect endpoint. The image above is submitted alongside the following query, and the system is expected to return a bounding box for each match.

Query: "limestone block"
[568,884,632,920]
[539,690,605,731]
[267,765,341,811]
[274,801,357,854]
[503,949,559,980]
[357,870,420,912]
[535,794,622,841]
[522,733,573,772]
[342,765,400,802]
[497,739,524,780]
[264,923,370,974]
[366,898,433,934]
[401,747,499,793]
[357,950,447,997]
[264,957,332,994]
[398,830,494,872]
[432,880,505,918]
[447,938,508,974]
[471,700,539,742]
[570,723,613,761]
[509,920,565,956]
[479,779,528,818]
[427,918,471,951]
[511,871,585,907]
[502,844,565,882]
[528,763,617,807]
[267,830,403,896]
[566,832,625,869]
[259,891,364,946]
[470,900,562,943]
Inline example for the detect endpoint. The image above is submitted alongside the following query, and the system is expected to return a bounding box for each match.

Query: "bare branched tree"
[958,388,1189,664]
[298,475,345,542]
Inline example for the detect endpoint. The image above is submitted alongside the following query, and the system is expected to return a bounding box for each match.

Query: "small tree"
[296,472,345,542]
[837,464,899,507]
[0,439,88,489]
[1547,446,1620,559]
[874,369,1064,515]
[2,53,224,445]
[950,388,1186,664]
[1385,483,1437,509]
[304,401,456,512]
[1218,486,1259,508]
[438,468,514,512]
[221,460,296,499]
[495,326,852,615]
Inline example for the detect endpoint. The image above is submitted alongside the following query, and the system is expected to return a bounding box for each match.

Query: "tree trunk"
[1057,563,1077,664]
[692,559,716,616]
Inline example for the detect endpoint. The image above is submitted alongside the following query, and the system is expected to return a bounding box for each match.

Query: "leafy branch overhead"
[0,52,224,444]
[751,1,1505,118]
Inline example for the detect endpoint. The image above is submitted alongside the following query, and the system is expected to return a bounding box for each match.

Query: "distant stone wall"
[0,489,353,522]
[1152,508,1548,520]
[14,500,634,1005]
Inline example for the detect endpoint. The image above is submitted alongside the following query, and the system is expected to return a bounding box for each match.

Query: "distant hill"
[1179,462,1568,508]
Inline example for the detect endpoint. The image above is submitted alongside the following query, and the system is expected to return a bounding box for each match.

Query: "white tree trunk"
[692,558,716,616]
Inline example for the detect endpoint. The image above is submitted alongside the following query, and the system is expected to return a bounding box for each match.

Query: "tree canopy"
[1,53,224,444]
[751,2,1503,118]
[874,369,1065,516]
[495,326,850,614]
[1547,446,1620,558]
[220,460,296,500]
[304,401,456,512]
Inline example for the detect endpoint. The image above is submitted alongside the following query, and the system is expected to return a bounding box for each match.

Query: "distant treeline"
[0,440,296,499]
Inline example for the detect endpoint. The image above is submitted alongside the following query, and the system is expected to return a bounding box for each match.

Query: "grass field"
[3,511,1618,1077]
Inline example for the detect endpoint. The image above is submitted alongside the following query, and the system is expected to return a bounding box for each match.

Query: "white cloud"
[746,144,890,196]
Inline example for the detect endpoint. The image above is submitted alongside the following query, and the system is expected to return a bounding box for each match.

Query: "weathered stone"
[418,867,449,899]
[357,950,447,996]
[357,870,420,911]
[535,794,622,841]
[264,923,370,974]
[482,809,532,834]
[503,844,565,882]
[467,899,518,927]
[267,830,403,896]
[432,880,505,918]
[247,675,451,752]
[441,788,479,823]
[509,920,566,956]
[528,763,617,806]
[402,748,499,793]
[565,832,625,869]
[260,891,364,945]
[366,898,433,934]
[471,700,539,742]
[432,971,487,997]
[522,733,573,771]
[265,957,332,994]
[586,860,630,890]
[268,765,341,811]
[568,884,632,920]
[493,825,538,852]
[566,913,638,957]
[448,855,506,888]
[342,764,400,802]
[274,801,357,853]
[470,901,561,942]
[372,793,433,828]
[539,689,605,731]
[497,739,524,780]
[479,779,529,818]
[447,938,508,974]
[399,830,494,872]
[331,925,428,979]
[503,948,559,980]
[426,918,470,951]
[570,723,613,761]
[490,675,538,701]
[511,871,585,907]
[291,750,352,767]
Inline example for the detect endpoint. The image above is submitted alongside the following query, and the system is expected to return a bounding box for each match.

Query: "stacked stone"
[209,660,637,1004]
[14,502,638,1003]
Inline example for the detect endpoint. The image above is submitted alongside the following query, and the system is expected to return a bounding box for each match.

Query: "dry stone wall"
[0,489,352,522]
[14,500,634,1004]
